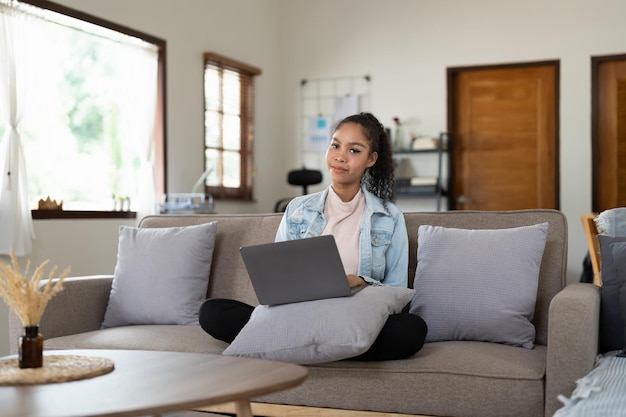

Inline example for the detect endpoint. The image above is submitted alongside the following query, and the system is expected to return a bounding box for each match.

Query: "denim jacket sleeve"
[275,215,288,242]
[359,204,409,288]
[275,191,327,242]
[383,211,409,287]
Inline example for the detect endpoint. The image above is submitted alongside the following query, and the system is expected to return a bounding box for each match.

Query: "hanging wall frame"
[300,75,371,155]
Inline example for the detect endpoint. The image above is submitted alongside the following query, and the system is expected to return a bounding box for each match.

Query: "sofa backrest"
[139,209,567,346]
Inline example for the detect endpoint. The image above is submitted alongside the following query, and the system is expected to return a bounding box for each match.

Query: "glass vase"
[19,325,43,369]
[394,127,404,150]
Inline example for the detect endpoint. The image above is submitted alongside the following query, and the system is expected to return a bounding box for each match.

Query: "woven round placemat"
[0,355,115,386]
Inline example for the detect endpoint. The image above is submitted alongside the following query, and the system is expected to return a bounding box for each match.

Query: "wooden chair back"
[580,213,601,285]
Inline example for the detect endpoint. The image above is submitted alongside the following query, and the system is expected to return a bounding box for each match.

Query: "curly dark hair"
[333,112,395,201]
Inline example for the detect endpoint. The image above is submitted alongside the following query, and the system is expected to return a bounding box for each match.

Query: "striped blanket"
[554,351,626,416]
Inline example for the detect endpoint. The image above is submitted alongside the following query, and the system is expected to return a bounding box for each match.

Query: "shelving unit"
[393,132,449,211]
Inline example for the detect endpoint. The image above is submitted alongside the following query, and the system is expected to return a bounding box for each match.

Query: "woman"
[199,112,427,361]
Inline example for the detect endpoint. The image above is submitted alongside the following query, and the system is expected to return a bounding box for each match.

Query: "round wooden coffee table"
[0,349,307,417]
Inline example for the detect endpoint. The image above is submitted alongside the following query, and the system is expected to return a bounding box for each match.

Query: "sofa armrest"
[8,275,113,354]
[545,282,600,417]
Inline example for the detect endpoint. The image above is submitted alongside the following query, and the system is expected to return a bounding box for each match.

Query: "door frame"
[446,60,561,210]
[591,53,626,212]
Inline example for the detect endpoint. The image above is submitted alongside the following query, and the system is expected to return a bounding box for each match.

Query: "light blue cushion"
[596,208,626,237]
[223,286,415,364]
[102,222,217,328]
[409,223,548,349]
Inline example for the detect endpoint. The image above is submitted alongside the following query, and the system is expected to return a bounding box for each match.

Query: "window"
[203,52,260,200]
[0,0,166,218]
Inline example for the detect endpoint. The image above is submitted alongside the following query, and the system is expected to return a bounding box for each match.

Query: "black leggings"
[199,298,428,361]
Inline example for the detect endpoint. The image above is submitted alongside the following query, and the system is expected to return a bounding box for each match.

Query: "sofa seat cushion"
[310,340,546,380]
[44,325,227,355]
[258,341,547,417]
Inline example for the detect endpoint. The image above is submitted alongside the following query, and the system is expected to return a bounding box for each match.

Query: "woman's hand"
[347,274,368,288]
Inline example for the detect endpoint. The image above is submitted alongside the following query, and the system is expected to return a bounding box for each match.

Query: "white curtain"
[117,43,159,219]
[0,5,38,256]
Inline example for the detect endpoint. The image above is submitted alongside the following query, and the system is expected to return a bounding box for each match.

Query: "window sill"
[31,210,137,220]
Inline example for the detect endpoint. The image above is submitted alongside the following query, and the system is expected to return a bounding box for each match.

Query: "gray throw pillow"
[223,286,415,364]
[598,235,626,352]
[101,222,217,328]
[409,223,549,349]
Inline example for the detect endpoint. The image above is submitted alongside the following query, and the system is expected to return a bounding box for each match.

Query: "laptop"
[239,235,366,305]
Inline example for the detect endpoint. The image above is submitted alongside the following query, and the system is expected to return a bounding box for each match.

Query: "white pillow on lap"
[223,286,415,364]
[101,222,217,328]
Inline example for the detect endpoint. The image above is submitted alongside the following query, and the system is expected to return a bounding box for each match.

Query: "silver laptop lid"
[239,235,353,305]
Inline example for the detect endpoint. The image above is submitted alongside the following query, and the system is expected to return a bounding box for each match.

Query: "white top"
[322,187,365,275]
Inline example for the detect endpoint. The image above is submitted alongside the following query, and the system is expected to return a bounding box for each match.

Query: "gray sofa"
[9,210,600,417]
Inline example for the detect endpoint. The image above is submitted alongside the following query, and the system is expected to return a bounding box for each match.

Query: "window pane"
[223,114,241,151]
[205,148,219,186]
[223,150,241,187]
[19,20,140,210]
[204,66,220,111]
[222,69,240,115]
[205,111,220,147]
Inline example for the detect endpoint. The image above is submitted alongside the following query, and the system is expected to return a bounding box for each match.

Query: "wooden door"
[592,55,626,212]
[448,62,559,210]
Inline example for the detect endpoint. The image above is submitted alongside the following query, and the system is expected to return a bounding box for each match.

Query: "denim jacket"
[275,186,408,287]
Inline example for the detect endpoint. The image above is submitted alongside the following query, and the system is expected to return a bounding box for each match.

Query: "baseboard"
[195,402,430,417]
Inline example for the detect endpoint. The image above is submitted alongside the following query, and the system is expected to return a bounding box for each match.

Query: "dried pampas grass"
[0,251,70,327]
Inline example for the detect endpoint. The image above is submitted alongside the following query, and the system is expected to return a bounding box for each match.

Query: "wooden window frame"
[203,52,260,201]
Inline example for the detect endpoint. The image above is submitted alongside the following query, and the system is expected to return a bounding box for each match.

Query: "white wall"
[2,0,624,355]
[278,0,626,284]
